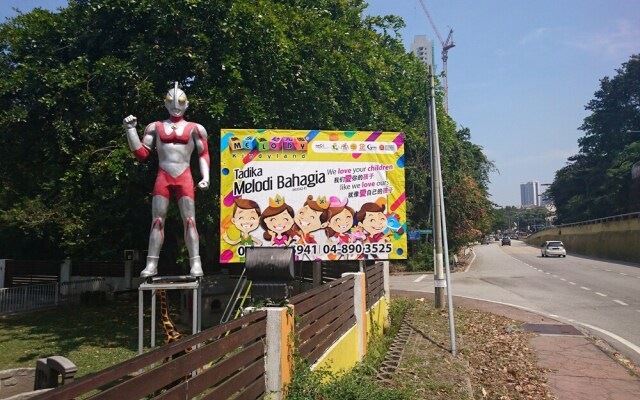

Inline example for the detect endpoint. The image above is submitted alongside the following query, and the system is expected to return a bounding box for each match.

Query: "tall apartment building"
[520,181,540,207]
[410,35,434,68]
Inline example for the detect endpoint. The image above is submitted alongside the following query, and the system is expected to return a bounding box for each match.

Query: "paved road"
[391,240,640,365]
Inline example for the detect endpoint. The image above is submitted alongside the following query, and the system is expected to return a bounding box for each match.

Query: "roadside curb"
[460,247,476,273]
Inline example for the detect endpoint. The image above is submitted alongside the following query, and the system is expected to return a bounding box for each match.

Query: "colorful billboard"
[219,129,406,263]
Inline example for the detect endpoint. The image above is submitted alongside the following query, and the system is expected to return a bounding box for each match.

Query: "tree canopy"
[548,54,640,223]
[0,0,493,264]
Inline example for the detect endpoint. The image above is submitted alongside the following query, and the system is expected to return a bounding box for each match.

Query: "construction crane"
[418,0,455,113]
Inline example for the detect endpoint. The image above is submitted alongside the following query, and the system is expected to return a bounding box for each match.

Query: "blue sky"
[365,0,640,206]
[3,1,640,206]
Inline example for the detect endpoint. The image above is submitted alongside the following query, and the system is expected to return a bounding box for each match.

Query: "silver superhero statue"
[123,82,210,277]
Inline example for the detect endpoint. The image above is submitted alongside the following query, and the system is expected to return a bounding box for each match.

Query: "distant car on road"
[501,237,511,246]
[481,237,489,245]
[541,241,566,257]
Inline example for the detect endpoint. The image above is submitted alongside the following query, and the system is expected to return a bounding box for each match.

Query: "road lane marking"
[619,273,627,276]
[545,272,551,275]
[580,286,591,291]
[613,300,628,306]
[576,321,640,357]
[552,275,558,278]
[569,281,576,285]
[605,269,612,272]
[413,274,428,283]
[560,278,567,281]
[595,292,607,297]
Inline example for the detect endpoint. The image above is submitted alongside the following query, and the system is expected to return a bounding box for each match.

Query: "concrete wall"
[0,368,44,399]
[311,296,389,377]
[312,325,361,375]
[527,216,640,263]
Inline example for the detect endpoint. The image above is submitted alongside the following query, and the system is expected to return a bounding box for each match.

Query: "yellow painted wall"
[311,325,360,375]
[528,217,640,262]
[310,297,389,376]
[367,297,389,337]
[281,306,294,389]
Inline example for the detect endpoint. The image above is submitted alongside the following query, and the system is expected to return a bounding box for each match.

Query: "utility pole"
[428,65,445,308]
[427,65,457,355]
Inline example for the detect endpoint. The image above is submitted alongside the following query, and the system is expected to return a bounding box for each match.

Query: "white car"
[541,241,566,257]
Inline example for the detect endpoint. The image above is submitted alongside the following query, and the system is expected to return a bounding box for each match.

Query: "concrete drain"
[377,316,412,382]
[522,323,583,336]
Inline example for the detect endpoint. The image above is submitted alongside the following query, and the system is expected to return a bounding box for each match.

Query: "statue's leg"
[178,196,202,277]
[141,195,170,278]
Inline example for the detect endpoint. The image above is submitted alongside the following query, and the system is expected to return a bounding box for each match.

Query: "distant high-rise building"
[520,181,540,207]
[410,35,434,68]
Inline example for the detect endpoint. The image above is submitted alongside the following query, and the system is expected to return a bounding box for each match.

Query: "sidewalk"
[455,296,640,400]
[393,289,640,400]
[464,247,640,398]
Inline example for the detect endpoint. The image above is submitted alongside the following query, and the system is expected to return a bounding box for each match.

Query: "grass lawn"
[0,296,154,376]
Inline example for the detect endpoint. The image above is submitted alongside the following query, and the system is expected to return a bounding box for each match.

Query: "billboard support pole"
[312,261,322,287]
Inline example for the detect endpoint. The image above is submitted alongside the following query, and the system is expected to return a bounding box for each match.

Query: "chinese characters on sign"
[220,129,406,263]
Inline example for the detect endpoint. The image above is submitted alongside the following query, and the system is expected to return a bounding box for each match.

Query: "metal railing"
[556,211,640,228]
[0,278,107,315]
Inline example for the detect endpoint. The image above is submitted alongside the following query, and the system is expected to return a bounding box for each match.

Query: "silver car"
[541,241,567,257]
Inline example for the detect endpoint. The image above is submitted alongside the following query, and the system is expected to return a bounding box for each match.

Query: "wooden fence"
[365,263,385,309]
[31,262,390,400]
[33,311,268,400]
[4,260,60,287]
[72,261,125,277]
[290,274,355,365]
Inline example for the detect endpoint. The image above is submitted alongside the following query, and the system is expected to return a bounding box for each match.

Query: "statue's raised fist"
[123,115,137,129]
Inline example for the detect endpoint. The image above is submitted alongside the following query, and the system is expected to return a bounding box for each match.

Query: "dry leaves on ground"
[390,298,556,400]
[459,309,556,399]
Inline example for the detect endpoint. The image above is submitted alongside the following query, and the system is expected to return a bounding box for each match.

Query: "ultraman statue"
[123,82,210,277]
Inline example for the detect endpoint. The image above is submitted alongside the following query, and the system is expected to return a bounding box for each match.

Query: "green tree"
[549,54,640,223]
[0,0,493,263]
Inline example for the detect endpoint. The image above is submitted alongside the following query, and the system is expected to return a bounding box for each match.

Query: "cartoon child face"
[328,208,354,235]
[232,208,260,234]
[295,205,327,234]
[264,209,295,236]
[359,211,387,235]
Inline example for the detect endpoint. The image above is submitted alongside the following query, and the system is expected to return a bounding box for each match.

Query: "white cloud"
[516,19,640,59]
[563,19,640,58]
[519,27,552,46]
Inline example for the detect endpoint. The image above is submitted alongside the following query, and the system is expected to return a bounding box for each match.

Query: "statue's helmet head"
[164,82,188,117]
